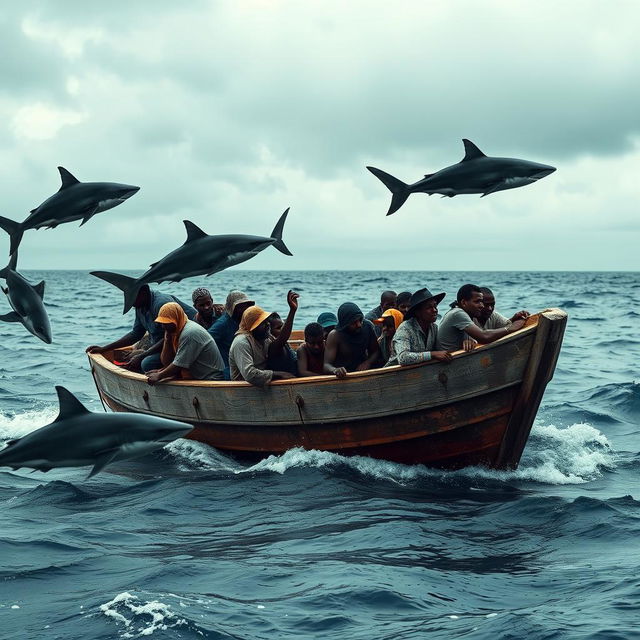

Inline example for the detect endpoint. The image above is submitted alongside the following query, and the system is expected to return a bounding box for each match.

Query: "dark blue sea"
[1,270,638,639]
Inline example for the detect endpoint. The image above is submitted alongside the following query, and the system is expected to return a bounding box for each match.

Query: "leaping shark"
[0,167,140,255]
[367,139,556,215]
[0,251,52,343]
[91,208,293,314]
[0,386,193,478]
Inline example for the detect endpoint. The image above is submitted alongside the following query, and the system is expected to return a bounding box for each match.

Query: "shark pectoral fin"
[481,181,506,197]
[34,280,46,299]
[79,208,99,226]
[87,449,120,479]
[58,167,81,190]
[87,450,118,480]
[0,311,21,323]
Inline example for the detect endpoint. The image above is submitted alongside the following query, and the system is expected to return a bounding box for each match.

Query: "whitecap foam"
[164,438,242,473]
[238,421,614,486]
[0,407,58,442]
[99,591,186,638]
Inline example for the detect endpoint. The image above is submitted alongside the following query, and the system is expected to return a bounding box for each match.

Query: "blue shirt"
[131,290,196,344]
[208,313,239,368]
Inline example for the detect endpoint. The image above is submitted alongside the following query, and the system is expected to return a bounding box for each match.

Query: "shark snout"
[122,186,140,200]
[533,165,556,179]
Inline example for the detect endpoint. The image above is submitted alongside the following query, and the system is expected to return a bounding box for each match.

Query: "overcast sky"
[0,0,638,271]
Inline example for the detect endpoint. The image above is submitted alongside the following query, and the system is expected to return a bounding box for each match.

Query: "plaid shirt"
[387,317,438,366]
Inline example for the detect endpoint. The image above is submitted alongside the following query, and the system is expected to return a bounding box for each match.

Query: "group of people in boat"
[86,283,529,386]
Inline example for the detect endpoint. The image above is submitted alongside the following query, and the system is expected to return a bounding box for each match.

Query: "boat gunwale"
[88,310,563,389]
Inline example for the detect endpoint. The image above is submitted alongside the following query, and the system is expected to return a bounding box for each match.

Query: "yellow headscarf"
[155,302,188,352]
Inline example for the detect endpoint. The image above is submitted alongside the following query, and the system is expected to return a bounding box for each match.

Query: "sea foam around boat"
[165,421,615,486]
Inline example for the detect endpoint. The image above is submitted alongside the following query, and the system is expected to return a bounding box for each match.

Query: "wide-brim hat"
[231,294,255,314]
[405,287,446,319]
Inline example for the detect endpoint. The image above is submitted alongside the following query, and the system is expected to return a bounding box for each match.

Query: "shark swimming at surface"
[91,208,293,314]
[367,139,556,215]
[0,166,140,255]
[0,386,193,478]
[0,251,52,344]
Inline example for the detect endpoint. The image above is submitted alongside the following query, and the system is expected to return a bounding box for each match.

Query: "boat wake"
[166,421,615,486]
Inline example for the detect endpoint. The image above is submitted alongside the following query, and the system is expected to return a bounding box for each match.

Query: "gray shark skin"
[367,139,556,215]
[0,167,140,255]
[91,208,293,314]
[0,251,52,343]
[0,386,193,478]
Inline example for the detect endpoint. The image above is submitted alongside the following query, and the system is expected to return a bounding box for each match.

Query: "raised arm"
[268,290,299,357]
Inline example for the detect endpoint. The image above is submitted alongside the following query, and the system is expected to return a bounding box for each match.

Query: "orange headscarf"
[155,302,188,352]
[236,305,271,335]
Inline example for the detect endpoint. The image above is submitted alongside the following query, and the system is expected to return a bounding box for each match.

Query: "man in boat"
[209,291,255,379]
[476,286,530,329]
[373,308,404,365]
[324,302,380,378]
[191,287,224,330]
[229,291,299,386]
[317,312,337,341]
[386,288,452,366]
[297,322,326,377]
[437,284,526,352]
[396,291,412,317]
[146,302,225,384]
[365,290,397,337]
[266,312,298,375]
[86,284,196,373]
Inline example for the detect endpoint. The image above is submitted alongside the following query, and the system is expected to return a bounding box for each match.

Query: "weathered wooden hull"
[88,309,567,470]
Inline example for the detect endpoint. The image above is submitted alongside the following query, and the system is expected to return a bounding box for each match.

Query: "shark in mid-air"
[367,139,556,215]
[0,251,52,343]
[0,386,193,478]
[0,167,140,255]
[91,208,293,314]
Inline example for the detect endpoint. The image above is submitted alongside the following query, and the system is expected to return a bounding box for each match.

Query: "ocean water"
[0,270,638,640]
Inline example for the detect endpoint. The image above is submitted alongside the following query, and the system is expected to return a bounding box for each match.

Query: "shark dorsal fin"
[183,220,208,243]
[54,386,90,421]
[34,280,45,299]
[58,167,80,190]
[461,139,486,162]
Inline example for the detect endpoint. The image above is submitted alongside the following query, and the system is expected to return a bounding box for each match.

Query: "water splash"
[99,592,186,638]
[236,421,614,486]
[0,407,58,442]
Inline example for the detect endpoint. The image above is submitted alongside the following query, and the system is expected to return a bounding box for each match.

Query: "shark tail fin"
[366,167,411,216]
[0,250,18,280]
[270,208,293,256]
[0,216,24,256]
[90,271,141,314]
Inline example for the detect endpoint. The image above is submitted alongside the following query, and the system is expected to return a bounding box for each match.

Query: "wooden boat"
[87,308,567,470]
